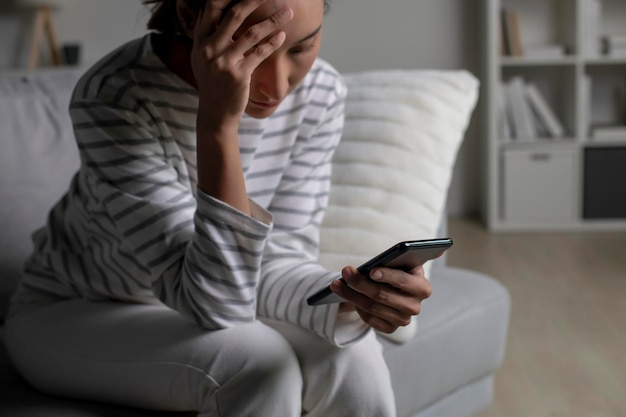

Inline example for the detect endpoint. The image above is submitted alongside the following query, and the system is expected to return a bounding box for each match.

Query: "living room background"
[0,0,482,217]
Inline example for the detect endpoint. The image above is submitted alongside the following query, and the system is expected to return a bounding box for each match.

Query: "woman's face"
[241,0,325,118]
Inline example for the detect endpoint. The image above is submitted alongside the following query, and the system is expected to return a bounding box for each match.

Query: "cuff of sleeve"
[249,198,272,225]
[196,188,273,233]
[306,274,371,347]
[331,305,371,347]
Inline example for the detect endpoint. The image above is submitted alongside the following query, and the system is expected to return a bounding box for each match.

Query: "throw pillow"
[318,69,479,343]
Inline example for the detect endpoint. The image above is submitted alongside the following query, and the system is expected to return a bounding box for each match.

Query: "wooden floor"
[446,217,626,417]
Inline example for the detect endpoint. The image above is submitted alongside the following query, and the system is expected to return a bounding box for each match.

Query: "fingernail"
[342,267,354,279]
[371,270,383,280]
[281,7,293,18]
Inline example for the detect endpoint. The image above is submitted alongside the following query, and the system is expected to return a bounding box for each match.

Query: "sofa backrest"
[0,69,83,320]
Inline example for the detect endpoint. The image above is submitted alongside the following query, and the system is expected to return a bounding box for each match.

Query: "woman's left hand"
[331,265,432,334]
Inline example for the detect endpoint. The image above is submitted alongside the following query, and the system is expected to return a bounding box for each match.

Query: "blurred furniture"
[17,0,72,69]
[483,0,626,232]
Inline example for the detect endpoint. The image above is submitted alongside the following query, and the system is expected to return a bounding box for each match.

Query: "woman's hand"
[192,0,293,213]
[191,0,293,132]
[331,266,433,334]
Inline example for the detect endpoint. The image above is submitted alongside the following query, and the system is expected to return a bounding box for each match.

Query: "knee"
[228,322,301,385]
[333,353,396,417]
[196,321,303,414]
[305,334,396,417]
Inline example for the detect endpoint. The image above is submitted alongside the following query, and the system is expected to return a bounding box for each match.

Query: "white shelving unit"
[482,0,626,232]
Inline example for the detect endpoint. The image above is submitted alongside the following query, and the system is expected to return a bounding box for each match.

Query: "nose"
[251,54,290,102]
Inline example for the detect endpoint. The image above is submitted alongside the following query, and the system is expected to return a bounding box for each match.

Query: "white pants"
[5,296,396,417]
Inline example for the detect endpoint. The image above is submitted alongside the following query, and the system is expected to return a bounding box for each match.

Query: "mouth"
[249,98,280,110]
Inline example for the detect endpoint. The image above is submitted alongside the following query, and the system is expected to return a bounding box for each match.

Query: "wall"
[0,0,481,217]
[320,0,482,217]
[0,0,148,69]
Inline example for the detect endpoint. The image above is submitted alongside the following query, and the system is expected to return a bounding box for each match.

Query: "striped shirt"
[17,34,369,346]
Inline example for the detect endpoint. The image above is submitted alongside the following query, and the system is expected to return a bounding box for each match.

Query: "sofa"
[0,66,510,417]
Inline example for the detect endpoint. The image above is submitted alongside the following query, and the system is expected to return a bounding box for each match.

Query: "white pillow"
[318,69,479,343]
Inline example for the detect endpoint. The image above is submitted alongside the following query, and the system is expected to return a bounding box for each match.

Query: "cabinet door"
[502,147,578,223]
[583,146,626,219]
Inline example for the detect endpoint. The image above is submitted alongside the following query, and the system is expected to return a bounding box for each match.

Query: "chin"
[244,106,277,119]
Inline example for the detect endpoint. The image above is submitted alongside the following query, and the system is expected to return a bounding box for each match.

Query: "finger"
[194,0,259,42]
[370,266,432,299]
[338,302,356,314]
[341,267,425,315]
[198,0,268,42]
[330,279,412,327]
[238,30,286,69]
[193,5,212,43]
[217,0,242,24]
[355,309,400,334]
[219,5,292,57]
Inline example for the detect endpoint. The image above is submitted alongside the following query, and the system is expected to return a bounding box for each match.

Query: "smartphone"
[306,238,453,306]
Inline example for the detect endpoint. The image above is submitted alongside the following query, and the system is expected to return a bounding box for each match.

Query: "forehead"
[242,0,325,37]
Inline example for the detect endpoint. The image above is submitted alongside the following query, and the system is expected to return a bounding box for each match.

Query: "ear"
[176,0,200,38]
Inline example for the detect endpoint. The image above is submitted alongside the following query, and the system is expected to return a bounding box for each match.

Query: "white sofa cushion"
[318,69,479,343]
[0,70,83,320]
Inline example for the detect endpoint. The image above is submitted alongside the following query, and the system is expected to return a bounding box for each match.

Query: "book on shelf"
[499,10,508,57]
[507,76,536,140]
[524,44,566,60]
[508,10,524,57]
[500,77,566,141]
[530,106,550,138]
[500,8,523,57]
[525,83,565,138]
[591,125,626,142]
[581,0,603,57]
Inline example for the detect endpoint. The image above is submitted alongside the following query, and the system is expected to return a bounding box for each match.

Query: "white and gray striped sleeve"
[71,99,271,330]
[257,78,371,347]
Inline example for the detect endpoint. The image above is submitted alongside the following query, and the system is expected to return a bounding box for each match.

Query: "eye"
[289,44,315,56]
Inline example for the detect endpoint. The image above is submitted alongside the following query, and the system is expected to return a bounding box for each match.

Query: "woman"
[6,0,432,415]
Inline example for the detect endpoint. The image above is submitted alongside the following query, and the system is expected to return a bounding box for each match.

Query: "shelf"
[501,56,626,66]
[500,138,579,149]
[584,57,626,65]
[483,0,626,232]
[585,140,626,147]
[500,56,578,67]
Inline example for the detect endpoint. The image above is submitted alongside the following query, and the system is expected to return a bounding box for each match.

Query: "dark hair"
[143,0,331,37]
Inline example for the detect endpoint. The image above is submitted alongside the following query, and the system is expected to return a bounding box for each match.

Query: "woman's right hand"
[191,0,294,133]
